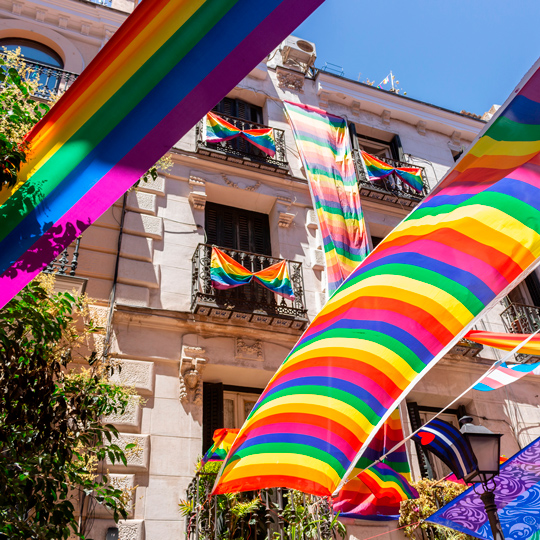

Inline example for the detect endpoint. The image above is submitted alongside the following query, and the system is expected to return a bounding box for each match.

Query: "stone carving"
[381,109,391,126]
[106,434,149,470]
[278,212,295,228]
[118,520,144,540]
[223,176,260,191]
[81,23,91,36]
[58,16,68,29]
[102,396,141,430]
[417,120,427,136]
[36,9,46,22]
[109,359,155,395]
[277,67,305,92]
[351,100,361,117]
[12,2,22,15]
[188,176,207,210]
[109,474,136,517]
[235,338,263,361]
[180,346,207,405]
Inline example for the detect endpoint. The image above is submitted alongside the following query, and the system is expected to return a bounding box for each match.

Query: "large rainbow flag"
[361,151,424,193]
[0,0,324,308]
[283,101,369,294]
[213,59,540,497]
[205,112,276,156]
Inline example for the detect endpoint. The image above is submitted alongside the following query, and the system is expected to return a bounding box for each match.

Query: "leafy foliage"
[399,479,474,540]
[0,276,134,539]
[181,461,346,540]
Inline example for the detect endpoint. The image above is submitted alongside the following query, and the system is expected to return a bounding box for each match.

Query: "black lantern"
[459,416,502,484]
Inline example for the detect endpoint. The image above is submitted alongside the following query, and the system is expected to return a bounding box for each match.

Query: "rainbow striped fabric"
[0,0,324,309]
[284,101,369,294]
[465,330,540,355]
[205,112,276,156]
[210,247,295,300]
[213,60,540,498]
[333,409,416,520]
[361,151,424,193]
[201,428,239,466]
[473,362,540,392]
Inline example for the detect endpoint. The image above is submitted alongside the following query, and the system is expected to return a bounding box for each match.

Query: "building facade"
[2,0,540,539]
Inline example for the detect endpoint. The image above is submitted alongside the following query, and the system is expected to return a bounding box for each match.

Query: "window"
[213,97,263,124]
[0,38,63,68]
[407,402,467,480]
[205,202,271,256]
[224,391,259,429]
[507,273,540,308]
[371,236,384,249]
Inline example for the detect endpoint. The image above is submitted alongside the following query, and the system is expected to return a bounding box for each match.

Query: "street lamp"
[459,416,504,540]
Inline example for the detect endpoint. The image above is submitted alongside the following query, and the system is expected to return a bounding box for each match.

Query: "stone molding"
[188,176,207,210]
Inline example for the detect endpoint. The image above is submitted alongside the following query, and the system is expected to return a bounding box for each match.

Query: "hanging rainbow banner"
[361,151,424,193]
[202,428,239,466]
[0,0,324,308]
[205,112,276,156]
[465,330,540,355]
[213,59,540,498]
[283,101,369,294]
[333,409,416,521]
[210,247,295,300]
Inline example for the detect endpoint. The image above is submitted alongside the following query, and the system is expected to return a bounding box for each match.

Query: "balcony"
[196,114,289,174]
[352,150,430,208]
[501,302,540,361]
[191,244,308,331]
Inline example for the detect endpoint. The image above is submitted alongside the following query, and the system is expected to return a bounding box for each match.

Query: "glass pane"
[0,39,63,68]
[243,400,257,422]
[224,399,235,429]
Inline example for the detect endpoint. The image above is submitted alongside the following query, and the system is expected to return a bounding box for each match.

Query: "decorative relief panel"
[106,434,149,471]
[109,359,155,395]
[235,338,263,361]
[102,396,141,432]
[277,66,305,92]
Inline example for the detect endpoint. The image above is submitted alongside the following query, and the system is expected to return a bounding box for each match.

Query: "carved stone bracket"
[223,175,260,191]
[381,109,391,126]
[180,345,207,405]
[188,176,207,211]
[417,120,427,136]
[351,100,361,117]
[235,338,263,361]
[278,212,295,228]
[277,66,305,93]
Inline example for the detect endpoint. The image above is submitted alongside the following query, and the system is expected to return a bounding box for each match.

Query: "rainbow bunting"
[283,101,369,294]
[205,112,276,156]
[202,428,239,466]
[0,0,324,308]
[465,330,540,355]
[213,59,540,498]
[210,247,294,300]
[361,151,424,193]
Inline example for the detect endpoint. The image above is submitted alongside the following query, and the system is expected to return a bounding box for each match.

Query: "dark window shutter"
[406,401,434,479]
[390,134,405,162]
[202,382,223,453]
[348,122,359,151]
[252,213,271,256]
[371,236,384,249]
[526,273,540,307]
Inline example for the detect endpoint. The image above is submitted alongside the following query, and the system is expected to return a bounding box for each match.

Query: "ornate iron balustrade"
[191,244,308,330]
[196,114,289,173]
[184,471,342,540]
[1,56,79,100]
[86,0,112,5]
[42,237,81,276]
[501,302,540,361]
[352,149,430,208]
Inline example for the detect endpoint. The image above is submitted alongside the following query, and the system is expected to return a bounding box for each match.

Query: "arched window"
[0,38,63,68]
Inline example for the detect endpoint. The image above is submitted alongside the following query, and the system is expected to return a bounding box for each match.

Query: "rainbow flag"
[284,101,369,294]
[213,59,540,498]
[210,247,253,289]
[202,428,239,466]
[465,330,540,355]
[0,0,324,309]
[361,151,424,193]
[333,409,416,520]
[473,362,540,392]
[205,112,276,157]
[210,247,294,299]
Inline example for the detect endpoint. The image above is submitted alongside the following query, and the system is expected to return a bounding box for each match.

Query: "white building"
[2,1,540,539]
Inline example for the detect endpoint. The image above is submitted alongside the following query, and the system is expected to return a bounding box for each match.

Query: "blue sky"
[295,0,540,116]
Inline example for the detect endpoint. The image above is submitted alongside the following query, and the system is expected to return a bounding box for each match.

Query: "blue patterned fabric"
[428,437,540,540]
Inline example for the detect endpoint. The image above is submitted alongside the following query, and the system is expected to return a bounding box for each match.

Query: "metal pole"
[480,489,505,540]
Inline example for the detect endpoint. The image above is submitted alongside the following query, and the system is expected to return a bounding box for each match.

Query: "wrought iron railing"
[501,302,540,361]
[183,470,344,540]
[43,237,81,276]
[191,244,308,330]
[1,56,79,100]
[196,114,288,172]
[352,149,430,206]
[86,0,112,5]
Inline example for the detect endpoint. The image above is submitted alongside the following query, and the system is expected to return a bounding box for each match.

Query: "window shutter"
[205,205,218,245]
[252,213,271,256]
[406,401,434,479]
[202,382,224,453]
[348,122,359,151]
[390,134,405,162]
[526,272,540,307]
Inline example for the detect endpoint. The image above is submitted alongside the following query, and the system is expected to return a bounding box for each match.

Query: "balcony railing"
[196,114,289,173]
[191,244,308,330]
[352,150,430,207]
[42,237,81,276]
[2,56,79,100]
[501,302,540,361]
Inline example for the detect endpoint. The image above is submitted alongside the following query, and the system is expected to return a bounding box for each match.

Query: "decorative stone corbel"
[416,121,427,136]
[450,131,462,147]
[381,110,391,126]
[180,346,207,405]
[318,91,331,110]
[12,2,22,15]
[81,23,91,36]
[351,101,361,117]
[235,338,263,361]
[35,9,46,22]
[278,212,295,228]
[58,16,68,29]
[188,176,207,211]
